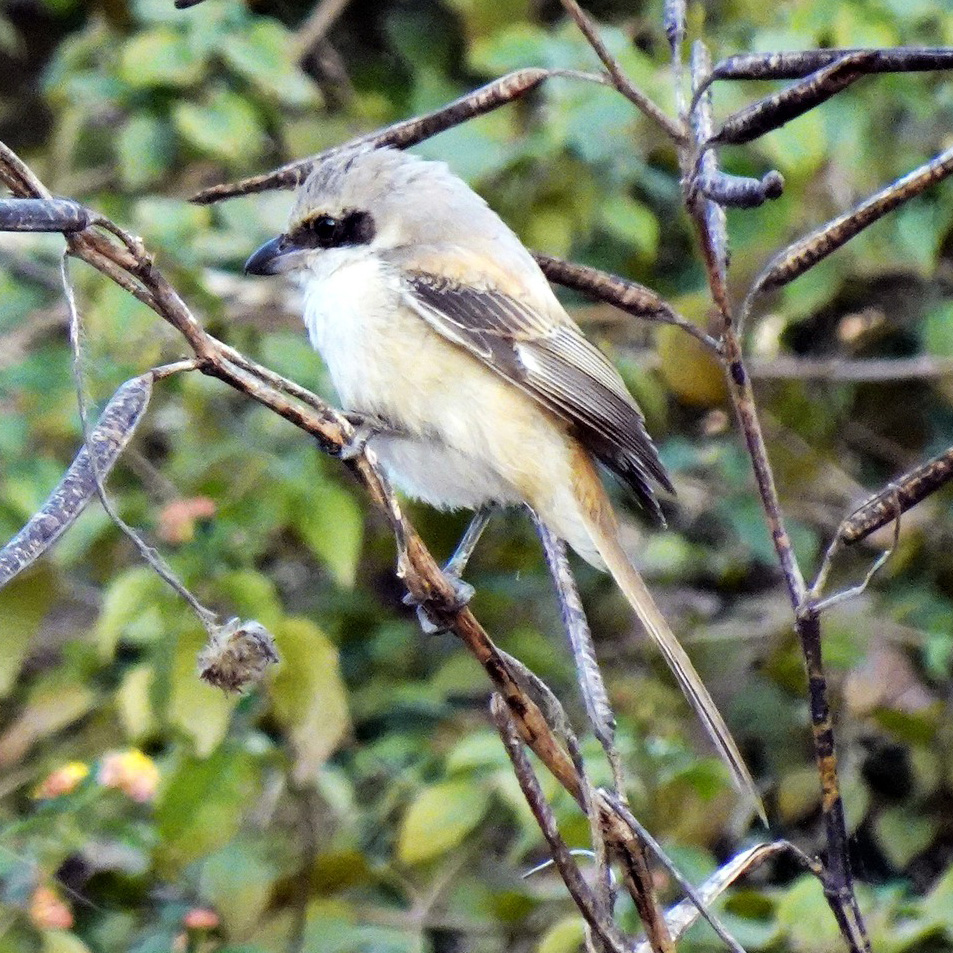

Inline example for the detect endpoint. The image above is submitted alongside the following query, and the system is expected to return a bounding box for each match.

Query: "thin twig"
[559,0,684,142]
[535,518,615,749]
[680,28,870,953]
[292,0,351,60]
[492,696,630,953]
[749,354,953,381]
[60,254,218,629]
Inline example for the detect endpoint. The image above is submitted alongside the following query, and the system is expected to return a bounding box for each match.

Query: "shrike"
[246,146,759,811]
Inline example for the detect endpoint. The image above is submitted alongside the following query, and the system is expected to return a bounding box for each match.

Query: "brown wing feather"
[403,271,673,518]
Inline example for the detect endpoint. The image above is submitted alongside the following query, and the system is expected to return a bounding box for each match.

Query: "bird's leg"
[444,504,493,581]
[406,505,495,634]
[337,411,392,460]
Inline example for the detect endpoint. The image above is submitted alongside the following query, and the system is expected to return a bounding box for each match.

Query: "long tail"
[570,450,766,822]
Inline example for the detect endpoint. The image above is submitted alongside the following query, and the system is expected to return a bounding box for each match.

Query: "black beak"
[244,235,292,276]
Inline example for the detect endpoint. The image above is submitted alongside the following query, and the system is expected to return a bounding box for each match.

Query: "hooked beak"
[244,235,303,276]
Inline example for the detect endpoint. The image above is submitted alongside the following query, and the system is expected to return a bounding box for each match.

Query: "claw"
[404,570,475,635]
[338,412,388,460]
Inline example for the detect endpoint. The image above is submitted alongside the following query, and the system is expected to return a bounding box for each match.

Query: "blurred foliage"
[1,0,953,950]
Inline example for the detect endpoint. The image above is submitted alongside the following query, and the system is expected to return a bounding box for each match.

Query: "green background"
[1,0,953,950]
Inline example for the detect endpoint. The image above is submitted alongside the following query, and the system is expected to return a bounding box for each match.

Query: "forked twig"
[492,696,634,953]
[559,0,684,142]
[706,50,876,145]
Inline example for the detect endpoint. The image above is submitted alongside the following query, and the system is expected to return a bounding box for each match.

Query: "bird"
[245,145,761,815]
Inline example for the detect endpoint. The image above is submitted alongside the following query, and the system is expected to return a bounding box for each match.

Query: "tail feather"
[571,452,766,822]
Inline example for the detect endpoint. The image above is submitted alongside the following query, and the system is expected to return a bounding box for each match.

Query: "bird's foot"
[337,411,389,460]
[403,570,475,635]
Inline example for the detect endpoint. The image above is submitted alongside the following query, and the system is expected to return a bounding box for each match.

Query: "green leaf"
[173,90,264,162]
[116,663,155,742]
[219,21,316,106]
[920,863,953,930]
[200,840,277,939]
[758,106,828,179]
[922,301,953,357]
[397,778,487,865]
[538,916,585,953]
[775,876,843,952]
[95,566,167,659]
[167,626,237,757]
[269,617,350,783]
[215,570,282,631]
[155,745,258,872]
[118,28,204,88]
[470,23,551,72]
[875,807,934,869]
[294,480,364,588]
[117,115,174,189]
[0,565,55,697]
[41,931,93,953]
[0,672,96,767]
[600,194,659,258]
[133,197,211,262]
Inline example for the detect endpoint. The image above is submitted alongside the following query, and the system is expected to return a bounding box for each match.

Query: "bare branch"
[711,47,953,82]
[688,41,730,315]
[492,696,631,953]
[606,793,751,953]
[708,51,876,146]
[0,198,94,233]
[533,253,719,350]
[749,354,953,381]
[747,143,953,303]
[190,69,610,204]
[292,0,351,60]
[535,518,615,749]
[663,0,686,56]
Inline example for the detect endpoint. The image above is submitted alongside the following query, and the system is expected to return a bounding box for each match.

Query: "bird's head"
[244,146,494,278]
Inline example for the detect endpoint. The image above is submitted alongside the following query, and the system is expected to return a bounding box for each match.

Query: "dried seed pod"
[197,618,279,693]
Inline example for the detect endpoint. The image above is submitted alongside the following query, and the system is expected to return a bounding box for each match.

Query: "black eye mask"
[290,209,376,249]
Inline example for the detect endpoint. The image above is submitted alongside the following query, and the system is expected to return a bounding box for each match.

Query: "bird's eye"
[291,209,375,250]
[305,215,341,246]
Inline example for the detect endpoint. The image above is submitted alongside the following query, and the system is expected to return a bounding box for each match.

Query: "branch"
[189,68,610,204]
[710,47,953,82]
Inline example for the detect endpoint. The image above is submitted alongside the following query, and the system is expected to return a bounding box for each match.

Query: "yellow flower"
[97,749,160,803]
[32,762,90,800]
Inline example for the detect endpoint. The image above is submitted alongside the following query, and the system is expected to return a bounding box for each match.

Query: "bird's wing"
[389,247,672,515]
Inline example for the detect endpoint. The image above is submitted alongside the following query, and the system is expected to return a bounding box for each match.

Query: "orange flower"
[97,749,160,803]
[29,885,73,930]
[32,762,89,800]
[183,908,220,930]
[157,497,217,545]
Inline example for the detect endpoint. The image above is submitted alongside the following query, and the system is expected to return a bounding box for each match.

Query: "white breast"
[296,250,588,544]
[299,250,405,412]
